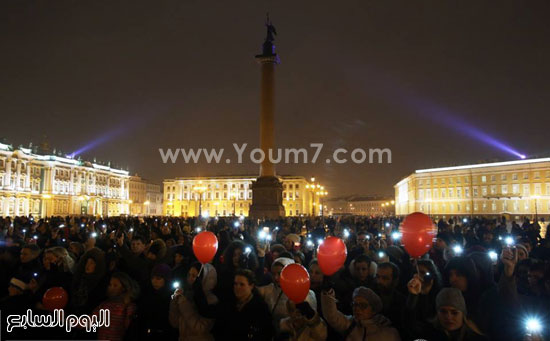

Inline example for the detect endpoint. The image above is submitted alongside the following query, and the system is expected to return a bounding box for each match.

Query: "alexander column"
[249,16,285,219]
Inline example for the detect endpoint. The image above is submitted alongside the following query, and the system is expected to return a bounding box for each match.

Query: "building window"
[512,173,518,180]
[491,175,496,182]
[490,185,497,195]
[535,183,541,195]
[492,201,497,211]
[501,185,508,194]
[481,176,487,183]
[501,174,507,181]
[465,188,470,197]
[523,184,530,196]
[513,184,519,194]
[448,188,453,197]
[457,188,462,198]
[523,173,529,180]
[535,172,540,179]
[481,187,487,196]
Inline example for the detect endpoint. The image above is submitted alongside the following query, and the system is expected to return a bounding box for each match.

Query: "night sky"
[2,1,549,197]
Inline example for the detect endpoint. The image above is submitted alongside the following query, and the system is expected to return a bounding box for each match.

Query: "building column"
[4,159,11,188]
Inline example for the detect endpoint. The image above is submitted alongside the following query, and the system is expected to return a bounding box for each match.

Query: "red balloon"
[42,287,68,311]
[400,212,436,258]
[317,237,347,276]
[193,231,218,264]
[279,263,310,303]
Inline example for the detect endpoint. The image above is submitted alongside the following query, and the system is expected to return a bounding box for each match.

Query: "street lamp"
[531,195,540,222]
[231,190,238,216]
[426,198,432,217]
[306,177,326,216]
[193,181,207,218]
[317,190,328,216]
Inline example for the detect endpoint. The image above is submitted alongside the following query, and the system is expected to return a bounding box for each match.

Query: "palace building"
[326,196,395,216]
[163,175,326,217]
[395,157,550,219]
[0,141,130,218]
[129,175,162,216]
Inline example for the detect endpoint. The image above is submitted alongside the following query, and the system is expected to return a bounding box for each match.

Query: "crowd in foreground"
[0,214,549,341]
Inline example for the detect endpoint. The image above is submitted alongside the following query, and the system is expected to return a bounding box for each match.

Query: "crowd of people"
[0,214,549,340]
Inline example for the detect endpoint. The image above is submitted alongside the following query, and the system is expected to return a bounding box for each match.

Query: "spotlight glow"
[525,317,542,333]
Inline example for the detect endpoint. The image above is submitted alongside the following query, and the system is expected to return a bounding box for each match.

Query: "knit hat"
[10,276,28,291]
[352,287,383,314]
[516,244,528,256]
[285,234,300,244]
[273,257,295,268]
[149,239,167,259]
[151,263,172,282]
[436,232,453,246]
[385,245,405,263]
[436,288,467,315]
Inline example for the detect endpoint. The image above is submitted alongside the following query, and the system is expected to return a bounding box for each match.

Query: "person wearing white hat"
[258,257,317,337]
[280,294,327,341]
[321,286,400,340]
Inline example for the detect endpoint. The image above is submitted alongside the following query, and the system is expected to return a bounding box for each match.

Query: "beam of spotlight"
[346,65,526,159]
[70,125,128,158]
[405,96,526,159]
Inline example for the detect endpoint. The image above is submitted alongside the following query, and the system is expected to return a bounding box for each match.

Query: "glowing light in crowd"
[195,227,201,233]
[463,218,468,223]
[81,223,85,228]
[385,222,390,228]
[245,246,252,254]
[102,224,106,228]
[452,245,463,255]
[172,281,180,289]
[525,317,543,333]
[391,232,401,240]
[234,221,240,228]
[488,251,498,261]
[317,239,324,245]
[91,232,98,238]
[22,229,27,233]
[258,231,267,239]
[343,229,350,238]
[129,228,134,233]
[378,251,385,259]
[306,240,314,247]
[59,224,65,228]
[505,236,514,246]
[201,211,210,219]
[266,235,272,241]
[33,235,38,240]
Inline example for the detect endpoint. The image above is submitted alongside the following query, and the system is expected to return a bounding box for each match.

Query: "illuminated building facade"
[0,141,130,218]
[395,157,550,219]
[326,196,394,216]
[129,175,162,216]
[163,175,324,217]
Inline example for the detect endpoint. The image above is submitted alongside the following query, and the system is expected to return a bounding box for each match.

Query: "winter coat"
[321,291,400,341]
